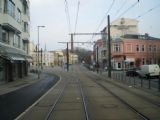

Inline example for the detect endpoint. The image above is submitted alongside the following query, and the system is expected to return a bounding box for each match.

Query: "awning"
[10,56,26,61]
[25,56,33,62]
[0,44,32,61]
[1,53,26,61]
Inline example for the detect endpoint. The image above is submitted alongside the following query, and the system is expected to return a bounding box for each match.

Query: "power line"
[94,0,115,34]
[89,0,115,43]
[117,0,139,18]
[114,0,127,17]
[74,1,80,33]
[135,3,160,19]
[64,0,72,33]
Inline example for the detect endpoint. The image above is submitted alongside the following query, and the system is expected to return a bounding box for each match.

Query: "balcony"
[1,14,21,34]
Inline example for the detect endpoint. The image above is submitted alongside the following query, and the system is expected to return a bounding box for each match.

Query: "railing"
[111,71,160,92]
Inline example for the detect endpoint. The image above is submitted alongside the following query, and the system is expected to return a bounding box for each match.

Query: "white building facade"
[0,0,31,83]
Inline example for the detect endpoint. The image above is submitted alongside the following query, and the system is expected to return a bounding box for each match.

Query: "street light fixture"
[37,25,45,79]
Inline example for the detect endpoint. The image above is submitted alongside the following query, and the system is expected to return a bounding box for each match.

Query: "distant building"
[53,50,64,66]
[94,18,160,69]
[104,18,139,40]
[0,0,31,83]
[112,34,160,69]
[31,48,54,67]
[95,18,139,69]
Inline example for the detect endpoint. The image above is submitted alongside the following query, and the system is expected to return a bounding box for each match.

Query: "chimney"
[145,33,149,39]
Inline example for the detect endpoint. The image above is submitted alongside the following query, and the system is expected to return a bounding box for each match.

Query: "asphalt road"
[0,73,59,120]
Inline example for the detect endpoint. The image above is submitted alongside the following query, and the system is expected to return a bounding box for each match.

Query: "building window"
[142,58,145,65]
[136,45,139,51]
[149,58,152,64]
[153,45,156,52]
[13,34,20,48]
[2,29,9,43]
[16,8,21,23]
[101,50,106,57]
[23,3,29,16]
[24,22,28,32]
[149,45,152,52]
[114,43,120,52]
[4,0,15,18]
[141,45,145,52]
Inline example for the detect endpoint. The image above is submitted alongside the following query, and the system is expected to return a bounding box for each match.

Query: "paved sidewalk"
[0,73,41,95]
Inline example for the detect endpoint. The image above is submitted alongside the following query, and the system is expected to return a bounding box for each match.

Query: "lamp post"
[37,25,45,79]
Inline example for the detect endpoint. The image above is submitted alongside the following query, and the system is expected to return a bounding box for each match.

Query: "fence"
[111,71,160,92]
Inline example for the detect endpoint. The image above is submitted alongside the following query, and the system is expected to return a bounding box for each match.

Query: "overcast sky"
[30,0,160,51]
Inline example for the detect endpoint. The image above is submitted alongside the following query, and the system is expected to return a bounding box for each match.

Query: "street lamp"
[37,25,45,79]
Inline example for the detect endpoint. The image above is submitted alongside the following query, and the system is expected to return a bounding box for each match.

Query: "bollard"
[133,76,136,86]
[141,78,143,87]
[148,78,151,89]
[158,76,160,92]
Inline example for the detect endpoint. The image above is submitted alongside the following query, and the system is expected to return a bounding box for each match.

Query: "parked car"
[126,68,139,77]
[137,64,160,78]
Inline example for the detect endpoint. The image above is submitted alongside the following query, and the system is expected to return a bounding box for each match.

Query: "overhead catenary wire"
[135,3,160,19]
[64,0,72,33]
[94,0,115,34]
[91,0,115,41]
[114,0,127,17]
[74,1,80,33]
[74,1,80,48]
[117,0,139,19]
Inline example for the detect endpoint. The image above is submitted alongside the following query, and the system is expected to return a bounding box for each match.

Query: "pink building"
[112,34,160,69]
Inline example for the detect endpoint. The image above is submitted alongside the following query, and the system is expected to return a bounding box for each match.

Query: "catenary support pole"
[108,15,111,78]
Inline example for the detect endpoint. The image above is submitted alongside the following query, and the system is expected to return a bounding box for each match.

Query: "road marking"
[15,76,61,120]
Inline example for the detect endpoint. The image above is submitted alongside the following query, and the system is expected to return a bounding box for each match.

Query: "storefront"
[0,57,6,83]
[0,45,32,83]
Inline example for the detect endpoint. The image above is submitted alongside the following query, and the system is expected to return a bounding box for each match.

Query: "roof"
[122,34,160,40]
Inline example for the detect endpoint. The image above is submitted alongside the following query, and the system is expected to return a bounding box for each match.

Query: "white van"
[137,64,160,78]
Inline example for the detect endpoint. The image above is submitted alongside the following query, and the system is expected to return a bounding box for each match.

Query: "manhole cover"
[88,85,95,87]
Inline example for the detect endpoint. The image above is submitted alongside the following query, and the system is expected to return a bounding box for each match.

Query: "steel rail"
[104,78,160,107]
[44,81,67,120]
[85,73,150,120]
[91,78,150,120]
[93,74,160,108]
[77,78,90,120]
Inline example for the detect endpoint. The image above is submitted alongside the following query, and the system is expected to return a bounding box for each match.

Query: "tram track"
[44,73,90,120]
[92,78,150,120]
[94,74,160,108]
[83,71,160,120]
[45,80,67,120]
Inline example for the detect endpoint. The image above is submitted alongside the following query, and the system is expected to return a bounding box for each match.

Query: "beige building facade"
[104,18,139,40]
